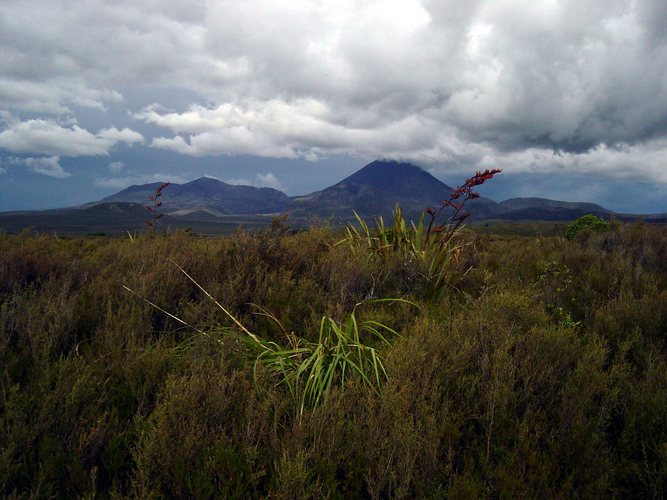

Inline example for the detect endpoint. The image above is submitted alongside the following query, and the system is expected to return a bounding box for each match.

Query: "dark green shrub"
[565,214,609,240]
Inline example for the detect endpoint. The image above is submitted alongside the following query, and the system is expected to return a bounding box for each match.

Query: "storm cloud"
[0,0,665,194]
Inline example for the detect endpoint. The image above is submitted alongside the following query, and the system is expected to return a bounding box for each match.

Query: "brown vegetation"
[1,220,667,497]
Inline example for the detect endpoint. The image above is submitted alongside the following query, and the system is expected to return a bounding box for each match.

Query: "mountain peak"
[288,159,502,219]
[100,175,289,214]
[334,160,451,198]
[187,176,225,185]
[113,181,170,197]
[290,160,447,218]
[340,160,430,188]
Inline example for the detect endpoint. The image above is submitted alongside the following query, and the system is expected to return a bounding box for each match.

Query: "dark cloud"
[0,0,665,200]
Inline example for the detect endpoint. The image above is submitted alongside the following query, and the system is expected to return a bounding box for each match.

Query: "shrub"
[565,214,609,240]
[2,217,667,496]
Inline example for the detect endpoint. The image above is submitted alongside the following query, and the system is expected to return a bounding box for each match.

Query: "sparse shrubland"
[2,214,667,497]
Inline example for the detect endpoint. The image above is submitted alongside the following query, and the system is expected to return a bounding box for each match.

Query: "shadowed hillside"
[3,160,666,235]
[289,159,500,219]
[103,176,290,215]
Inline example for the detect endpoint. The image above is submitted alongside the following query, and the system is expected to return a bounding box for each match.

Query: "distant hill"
[499,197,610,214]
[0,202,275,235]
[493,197,612,221]
[3,159,664,235]
[90,161,626,223]
[0,203,154,235]
[288,160,500,219]
[102,177,290,215]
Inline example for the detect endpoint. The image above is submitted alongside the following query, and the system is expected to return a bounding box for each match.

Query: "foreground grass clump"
[1,221,667,497]
[157,262,410,416]
[340,169,501,298]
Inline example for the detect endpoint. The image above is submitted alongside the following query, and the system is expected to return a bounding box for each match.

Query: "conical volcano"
[289,159,500,218]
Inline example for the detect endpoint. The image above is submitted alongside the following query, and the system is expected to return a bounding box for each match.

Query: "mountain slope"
[0,202,159,234]
[6,159,661,236]
[289,160,500,218]
[103,177,290,214]
[493,197,612,221]
[499,197,611,214]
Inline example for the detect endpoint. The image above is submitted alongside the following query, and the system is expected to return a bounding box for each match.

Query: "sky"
[1,0,666,213]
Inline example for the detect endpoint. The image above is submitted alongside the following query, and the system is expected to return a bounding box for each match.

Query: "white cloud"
[109,161,125,173]
[137,99,441,160]
[0,79,123,114]
[428,136,667,184]
[94,173,186,189]
[97,127,144,144]
[5,156,70,178]
[137,97,667,183]
[0,0,666,183]
[226,172,284,190]
[0,118,144,156]
[255,173,283,190]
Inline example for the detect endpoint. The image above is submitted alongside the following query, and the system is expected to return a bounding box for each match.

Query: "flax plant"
[145,182,170,234]
[253,299,407,416]
[126,262,413,417]
[340,169,501,297]
[340,205,465,297]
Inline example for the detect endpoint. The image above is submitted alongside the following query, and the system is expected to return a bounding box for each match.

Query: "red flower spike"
[425,168,501,246]
[146,182,170,232]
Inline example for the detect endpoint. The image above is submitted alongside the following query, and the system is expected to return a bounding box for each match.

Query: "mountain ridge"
[2,159,664,234]
[499,197,611,214]
[103,176,290,215]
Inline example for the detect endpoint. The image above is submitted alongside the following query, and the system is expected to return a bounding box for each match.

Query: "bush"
[1,219,667,496]
[565,214,609,240]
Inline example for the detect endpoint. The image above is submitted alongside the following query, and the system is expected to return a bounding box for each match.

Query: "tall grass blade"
[122,284,211,338]
[171,260,262,345]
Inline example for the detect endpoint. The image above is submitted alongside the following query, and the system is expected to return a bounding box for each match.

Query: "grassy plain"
[1,220,666,497]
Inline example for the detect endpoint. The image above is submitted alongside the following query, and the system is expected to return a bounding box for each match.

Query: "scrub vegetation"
[2,195,667,496]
